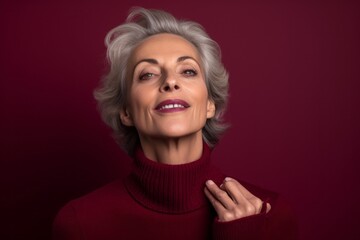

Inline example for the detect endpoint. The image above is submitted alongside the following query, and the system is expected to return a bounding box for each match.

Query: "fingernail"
[225,177,233,181]
[206,180,215,186]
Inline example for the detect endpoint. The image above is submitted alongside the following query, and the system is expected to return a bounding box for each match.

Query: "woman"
[53,8,297,240]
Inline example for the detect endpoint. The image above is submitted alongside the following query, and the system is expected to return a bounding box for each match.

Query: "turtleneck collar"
[125,143,224,214]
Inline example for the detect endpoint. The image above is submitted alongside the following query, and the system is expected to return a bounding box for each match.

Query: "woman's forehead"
[131,33,201,64]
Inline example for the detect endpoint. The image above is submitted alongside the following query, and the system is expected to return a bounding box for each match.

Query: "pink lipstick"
[155,99,190,113]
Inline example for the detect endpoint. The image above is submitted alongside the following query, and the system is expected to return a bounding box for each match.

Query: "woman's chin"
[147,127,202,140]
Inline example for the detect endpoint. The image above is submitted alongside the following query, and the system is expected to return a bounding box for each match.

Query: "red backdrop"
[1,1,359,239]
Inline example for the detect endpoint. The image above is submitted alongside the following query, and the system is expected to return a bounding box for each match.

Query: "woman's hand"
[204,177,271,222]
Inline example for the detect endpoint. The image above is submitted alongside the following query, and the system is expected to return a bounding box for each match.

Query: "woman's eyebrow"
[177,56,200,65]
[133,58,158,70]
[133,56,199,71]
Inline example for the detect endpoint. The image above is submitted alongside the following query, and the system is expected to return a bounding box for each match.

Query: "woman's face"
[121,33,215,141]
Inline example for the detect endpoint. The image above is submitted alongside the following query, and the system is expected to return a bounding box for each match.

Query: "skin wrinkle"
[120,33,215,165]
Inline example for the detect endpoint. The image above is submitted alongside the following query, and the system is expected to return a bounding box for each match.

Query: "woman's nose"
[160,74,180,92]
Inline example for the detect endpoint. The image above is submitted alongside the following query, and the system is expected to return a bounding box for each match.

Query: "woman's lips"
[155,99,190,113]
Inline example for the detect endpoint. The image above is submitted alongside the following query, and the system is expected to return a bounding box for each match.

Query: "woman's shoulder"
[52,179,132,238]
[52,179,135,239]
[53,179,129,223]
[71,179,128,206]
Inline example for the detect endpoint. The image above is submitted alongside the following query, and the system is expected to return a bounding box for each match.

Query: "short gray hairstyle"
[94,8,229,155]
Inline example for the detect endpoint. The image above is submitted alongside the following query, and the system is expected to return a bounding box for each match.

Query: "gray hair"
[94,8,229,155]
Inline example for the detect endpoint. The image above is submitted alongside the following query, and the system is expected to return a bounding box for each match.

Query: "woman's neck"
[138,132,204,165]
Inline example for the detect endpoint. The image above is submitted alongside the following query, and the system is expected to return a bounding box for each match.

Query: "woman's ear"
[206,99,216,119]
[119,108,134,126]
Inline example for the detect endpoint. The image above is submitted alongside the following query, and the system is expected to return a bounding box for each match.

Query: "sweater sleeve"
[52,202,84,240]
[212,212,266,240]
[212,196,298,240]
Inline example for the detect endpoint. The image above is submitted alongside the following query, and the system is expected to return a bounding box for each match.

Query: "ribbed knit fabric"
[52,144,298,240]
[125,144,224,214]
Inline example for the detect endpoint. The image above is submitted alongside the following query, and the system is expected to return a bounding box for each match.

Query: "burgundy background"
[1,1,359,239]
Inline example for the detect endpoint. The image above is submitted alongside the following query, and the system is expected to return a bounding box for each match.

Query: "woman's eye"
[139,73,155,81]
[183,69,197,76]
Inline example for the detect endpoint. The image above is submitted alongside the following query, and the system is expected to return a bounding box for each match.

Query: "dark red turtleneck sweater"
[52,145,297,239]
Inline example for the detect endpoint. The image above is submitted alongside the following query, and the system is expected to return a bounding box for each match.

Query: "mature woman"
[53,8,296,240]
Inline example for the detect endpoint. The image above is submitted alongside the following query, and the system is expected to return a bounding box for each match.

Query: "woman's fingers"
[266,202,271,213]
[225,177,271,214]
[205,180,235,209]
[204,178,271,222]
[220,179,249,205]
[222,178,263,214]
[204,180,239,222]
[224,177,254,199]
[204,185,226,215]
